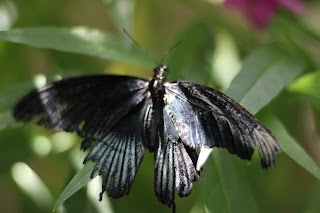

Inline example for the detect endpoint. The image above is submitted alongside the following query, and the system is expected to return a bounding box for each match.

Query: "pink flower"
[224,0,305,29]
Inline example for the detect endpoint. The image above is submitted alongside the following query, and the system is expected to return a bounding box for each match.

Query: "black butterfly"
[13,65,281,212]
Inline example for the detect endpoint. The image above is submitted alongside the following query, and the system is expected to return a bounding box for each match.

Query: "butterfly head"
[153,65,168,81]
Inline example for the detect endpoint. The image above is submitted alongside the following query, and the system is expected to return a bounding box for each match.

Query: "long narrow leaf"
[0,27,154,68]
[262,113,320,181]
[53,161,96,210]
[226,43,304,114]
[288,71,320,107]
[202,151,259,213]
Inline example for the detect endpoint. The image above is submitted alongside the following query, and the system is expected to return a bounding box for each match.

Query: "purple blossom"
[225,0,305,29]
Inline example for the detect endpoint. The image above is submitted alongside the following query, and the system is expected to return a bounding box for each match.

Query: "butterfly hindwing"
[165,81,281,169]
[13,75,149,140]
[84,98,148,199]
[155,108,199,207]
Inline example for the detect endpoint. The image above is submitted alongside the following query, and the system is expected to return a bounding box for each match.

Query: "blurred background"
[1,0,320,212]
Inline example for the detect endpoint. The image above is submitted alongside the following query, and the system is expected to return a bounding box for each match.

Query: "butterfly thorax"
[148,65,168,105]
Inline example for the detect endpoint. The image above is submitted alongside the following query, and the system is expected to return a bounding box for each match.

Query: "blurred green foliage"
[1,0,320,213]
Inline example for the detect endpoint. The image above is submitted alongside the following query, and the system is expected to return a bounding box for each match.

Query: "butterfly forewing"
[165,81,281,169]
[13,75,149,140]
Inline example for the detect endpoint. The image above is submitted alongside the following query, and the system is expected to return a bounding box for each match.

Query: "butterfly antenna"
[122,29,159,65]
[161,40,184,64]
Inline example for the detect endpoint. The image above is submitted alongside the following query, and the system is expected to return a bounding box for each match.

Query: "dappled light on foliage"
[11,162,54,208]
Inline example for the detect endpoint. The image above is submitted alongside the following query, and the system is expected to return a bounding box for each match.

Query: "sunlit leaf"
[0,27,154,68]
[226,43,305,114]
[53,161,96,210]
[262,113,320,181]
[287,71,320,106]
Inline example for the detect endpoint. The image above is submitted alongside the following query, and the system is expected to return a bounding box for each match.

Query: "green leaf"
[53,161,96,210]
[0,27,154,68]
[262,113,320,181]
[202,151,259,213]
[225,43,305,114]
[287,71,320,106]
